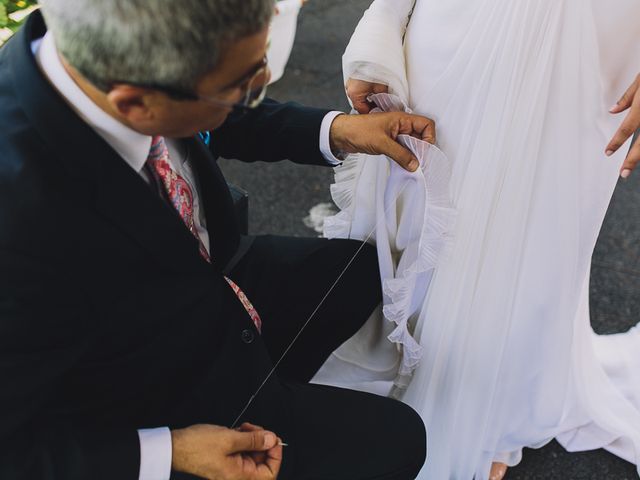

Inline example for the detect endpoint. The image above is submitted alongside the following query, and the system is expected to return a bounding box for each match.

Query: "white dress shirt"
[32,32,342,480]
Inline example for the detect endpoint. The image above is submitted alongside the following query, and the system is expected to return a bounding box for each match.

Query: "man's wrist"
[170,428,187,473]
[329,113,351,157]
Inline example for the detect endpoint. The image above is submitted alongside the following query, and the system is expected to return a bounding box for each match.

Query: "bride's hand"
[607,74,640,178]
[346,78,389,114]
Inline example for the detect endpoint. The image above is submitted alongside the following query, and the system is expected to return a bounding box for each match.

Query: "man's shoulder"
[0,105,83,250]
[0,14,53,198]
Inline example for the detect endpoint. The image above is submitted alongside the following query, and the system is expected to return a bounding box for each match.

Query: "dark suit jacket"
[0,12,332,480]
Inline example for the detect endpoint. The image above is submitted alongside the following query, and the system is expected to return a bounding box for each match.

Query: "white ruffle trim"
[323,93,456,388]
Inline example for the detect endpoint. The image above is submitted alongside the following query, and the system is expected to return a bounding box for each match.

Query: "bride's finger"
[372,83,390,95]
[351,94,373,114]
[610,75,639,114]
[606,96,640,156]
[620,132,640,178]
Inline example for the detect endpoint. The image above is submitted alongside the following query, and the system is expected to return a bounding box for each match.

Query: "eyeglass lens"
[243,64,270,108]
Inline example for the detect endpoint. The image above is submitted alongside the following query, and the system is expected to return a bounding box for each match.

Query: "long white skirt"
[313,0,640,478]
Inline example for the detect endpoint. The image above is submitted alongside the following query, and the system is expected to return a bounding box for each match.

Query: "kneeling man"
[0,1,434,478]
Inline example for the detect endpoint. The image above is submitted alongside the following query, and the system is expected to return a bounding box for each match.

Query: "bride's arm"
[343,0,415,104]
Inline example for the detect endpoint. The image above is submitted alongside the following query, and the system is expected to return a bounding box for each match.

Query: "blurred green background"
[1,0,38,45]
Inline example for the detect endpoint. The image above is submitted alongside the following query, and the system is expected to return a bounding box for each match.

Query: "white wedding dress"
[312,0,640,478]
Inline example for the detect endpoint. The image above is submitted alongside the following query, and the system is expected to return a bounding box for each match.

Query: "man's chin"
[207,117,229,132]
[174,124,223,138]
[171,117,227,138]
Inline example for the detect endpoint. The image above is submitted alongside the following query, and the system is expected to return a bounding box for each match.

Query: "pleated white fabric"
[312,1,640,478]
[317,93,456,395]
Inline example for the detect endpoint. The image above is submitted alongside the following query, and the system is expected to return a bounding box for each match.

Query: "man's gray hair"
[39,0,274,92]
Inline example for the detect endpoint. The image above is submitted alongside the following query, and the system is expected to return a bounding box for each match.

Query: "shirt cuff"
[320,111,345,165]
[138,427,172,480]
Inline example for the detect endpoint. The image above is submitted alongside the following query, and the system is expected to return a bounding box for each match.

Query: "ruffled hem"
[323,93,456,389]
[323,153,364,239]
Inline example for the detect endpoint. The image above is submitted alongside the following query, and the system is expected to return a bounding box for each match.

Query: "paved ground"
[219,1,640,478]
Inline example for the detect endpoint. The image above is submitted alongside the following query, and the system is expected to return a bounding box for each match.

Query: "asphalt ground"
[219,1,640,478]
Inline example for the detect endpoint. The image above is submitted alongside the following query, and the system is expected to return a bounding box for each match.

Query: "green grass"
[1,0,37,30]
[0,0,37,46]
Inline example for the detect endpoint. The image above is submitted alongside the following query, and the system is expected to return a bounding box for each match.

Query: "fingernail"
[621,169,632,179]
[606,150,614,157]
[263,433,277,449]
[609,104,618,113]
[409,159,419,171]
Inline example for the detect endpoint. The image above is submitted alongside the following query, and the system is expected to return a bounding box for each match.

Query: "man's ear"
[106,85,156,123]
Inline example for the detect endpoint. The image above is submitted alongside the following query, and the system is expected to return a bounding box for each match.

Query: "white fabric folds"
[319,93,456,393]
[341,0,414,101]
[314,0,640,479]
[267,0,303,84]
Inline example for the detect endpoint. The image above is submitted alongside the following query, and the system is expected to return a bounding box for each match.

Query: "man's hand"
[171,423,283,480]
[330,111,436,172]
[346,78,389,114]
[607,73,640,178]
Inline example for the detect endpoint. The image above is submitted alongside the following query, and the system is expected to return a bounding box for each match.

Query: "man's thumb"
[229,430,277,453]
[383,138,419,172]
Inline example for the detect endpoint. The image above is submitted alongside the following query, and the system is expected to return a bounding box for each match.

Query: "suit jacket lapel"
[93,155,211,273]
[186,138,240,271]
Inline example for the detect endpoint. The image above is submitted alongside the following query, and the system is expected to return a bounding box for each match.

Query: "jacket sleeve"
[0,250,141,480]
[209,98,333,166]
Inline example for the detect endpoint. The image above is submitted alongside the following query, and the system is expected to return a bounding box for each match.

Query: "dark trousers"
[228,236,427,480]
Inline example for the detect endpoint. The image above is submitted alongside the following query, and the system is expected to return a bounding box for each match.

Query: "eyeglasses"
[193,56,270,110]
[110,56,270,112]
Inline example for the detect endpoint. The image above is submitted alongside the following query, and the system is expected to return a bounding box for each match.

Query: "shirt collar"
[34,32,152,173]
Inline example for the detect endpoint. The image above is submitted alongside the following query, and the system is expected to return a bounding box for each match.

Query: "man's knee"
[330,239,380,285]
[336,238,378,264]
[393,400,427,476]
[407,406,428,476]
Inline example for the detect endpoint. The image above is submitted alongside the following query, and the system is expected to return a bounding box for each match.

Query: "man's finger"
[395,114,437,144]
[238,423,264,432]
[247,450,268,467]
[239,455,275,480]
[263,443,284,477]
[421,121,436,144]
[381,137,419,172]
[228,430,277,454]
[243,443,283,480]
[410,117,436,144]
[252,462,280,480]
[620,134,640,178]
[610,76,639,113]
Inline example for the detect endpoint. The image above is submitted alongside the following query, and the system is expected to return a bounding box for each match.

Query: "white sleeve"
[320,111,346,165]
[138,427,173,480]
[342,0,415,102]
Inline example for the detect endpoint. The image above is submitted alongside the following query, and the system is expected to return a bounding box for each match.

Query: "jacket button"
[241,329,255,344]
